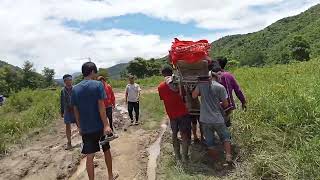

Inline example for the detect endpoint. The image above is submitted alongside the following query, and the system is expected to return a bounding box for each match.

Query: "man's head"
[161,65,173,77]
[128,75,135,84]
[82,62,98,79]
[211,60,222,72]
[216,57,228,70]
[63,74,73,87]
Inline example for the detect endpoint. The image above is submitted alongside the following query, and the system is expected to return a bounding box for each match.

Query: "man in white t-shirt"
[125,75,141,125]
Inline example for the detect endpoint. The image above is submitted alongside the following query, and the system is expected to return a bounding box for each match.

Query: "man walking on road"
[71,62,118,180]
[125,75,141,125]
[192,71,233,164]
[60,74,78,150]
[97,76,116,131]
[158,65,191,162]
[217,57,247,127]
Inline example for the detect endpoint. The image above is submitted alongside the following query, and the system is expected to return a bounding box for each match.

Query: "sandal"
[99,134,119,146]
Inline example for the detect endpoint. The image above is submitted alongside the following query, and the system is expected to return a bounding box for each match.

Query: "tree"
[239,50,266,67]
[146,58,161,77]
[74,75,83,85]
[127,57,148,78]
[98,68,109,78]
[126,57,162,78]
[120,70,128,79]
[22,61,43,89]
[42,67,55,87]
[289,36,310,61]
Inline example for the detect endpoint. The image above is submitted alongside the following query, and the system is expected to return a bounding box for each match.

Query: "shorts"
[81,130,110,154]
[190,115,200,125]
[64,111,76,124]
[170,115,192,134]
[201,122,231,149]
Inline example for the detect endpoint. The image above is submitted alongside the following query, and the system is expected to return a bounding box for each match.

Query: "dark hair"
[211,60,222,73]
[216,57,228,69]
[161,65,173,76]
[82,62,97,77]
[62,74,72,80]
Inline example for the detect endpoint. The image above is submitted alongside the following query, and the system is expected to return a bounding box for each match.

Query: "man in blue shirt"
[72,62,118,180]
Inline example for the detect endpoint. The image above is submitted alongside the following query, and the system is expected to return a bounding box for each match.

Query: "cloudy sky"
[0,0,319,77]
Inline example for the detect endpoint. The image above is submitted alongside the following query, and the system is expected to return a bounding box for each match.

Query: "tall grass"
[0,89,59,153]
[231,59,320,179]
[157,59,320,179]
[140,93,165,130]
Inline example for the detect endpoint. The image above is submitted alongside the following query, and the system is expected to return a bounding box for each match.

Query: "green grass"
[0,89,59,153]
[109,76,163,89]
[140,93,165,130]
[157,59,320,179]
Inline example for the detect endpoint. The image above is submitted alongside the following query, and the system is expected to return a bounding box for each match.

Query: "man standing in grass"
[72,62,118,180]
[60,74,77,150]
[217,57,246,127]
[192,71,232,164]
[158,65,191,162]
[125,75,141,125]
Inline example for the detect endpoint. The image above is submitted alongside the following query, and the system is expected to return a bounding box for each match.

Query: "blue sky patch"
[64,13,228,38]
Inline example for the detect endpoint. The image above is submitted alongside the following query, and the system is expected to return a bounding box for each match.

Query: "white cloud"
[0,0,318,77]
[0,0,170,77]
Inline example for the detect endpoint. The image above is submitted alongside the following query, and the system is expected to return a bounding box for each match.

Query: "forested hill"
[211,4,320,65]
[0,60,22,72]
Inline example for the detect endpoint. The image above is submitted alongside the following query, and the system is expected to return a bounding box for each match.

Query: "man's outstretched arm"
[230,75,246,108]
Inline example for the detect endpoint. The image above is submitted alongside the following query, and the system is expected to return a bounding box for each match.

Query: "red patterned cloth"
[169,38,211,65]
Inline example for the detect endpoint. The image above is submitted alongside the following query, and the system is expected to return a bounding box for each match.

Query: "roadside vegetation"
[0,89,59,154]
[140,93,165,130]
[156,59,320,180]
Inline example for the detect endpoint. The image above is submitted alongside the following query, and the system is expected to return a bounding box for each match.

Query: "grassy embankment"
[141,59,320,179]
[0,90,59,154]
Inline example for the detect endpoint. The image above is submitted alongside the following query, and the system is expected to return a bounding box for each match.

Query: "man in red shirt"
[158,65,191,162]
[97,76,116,130]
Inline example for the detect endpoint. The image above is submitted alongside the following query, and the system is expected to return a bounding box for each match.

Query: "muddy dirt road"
[0,91,160,180]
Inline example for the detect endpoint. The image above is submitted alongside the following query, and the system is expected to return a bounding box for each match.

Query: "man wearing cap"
[60,74,77,150]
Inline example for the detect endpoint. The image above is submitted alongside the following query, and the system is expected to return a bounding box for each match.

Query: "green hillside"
[211,4,320,65]
[107,63,129,79]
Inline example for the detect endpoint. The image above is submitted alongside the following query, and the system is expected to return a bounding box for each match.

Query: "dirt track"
[0,92,158,180]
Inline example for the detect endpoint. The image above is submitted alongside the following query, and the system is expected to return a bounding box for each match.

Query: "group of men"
[59,57,245,179]
[60,62,141,180]
[158,57,246,164]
